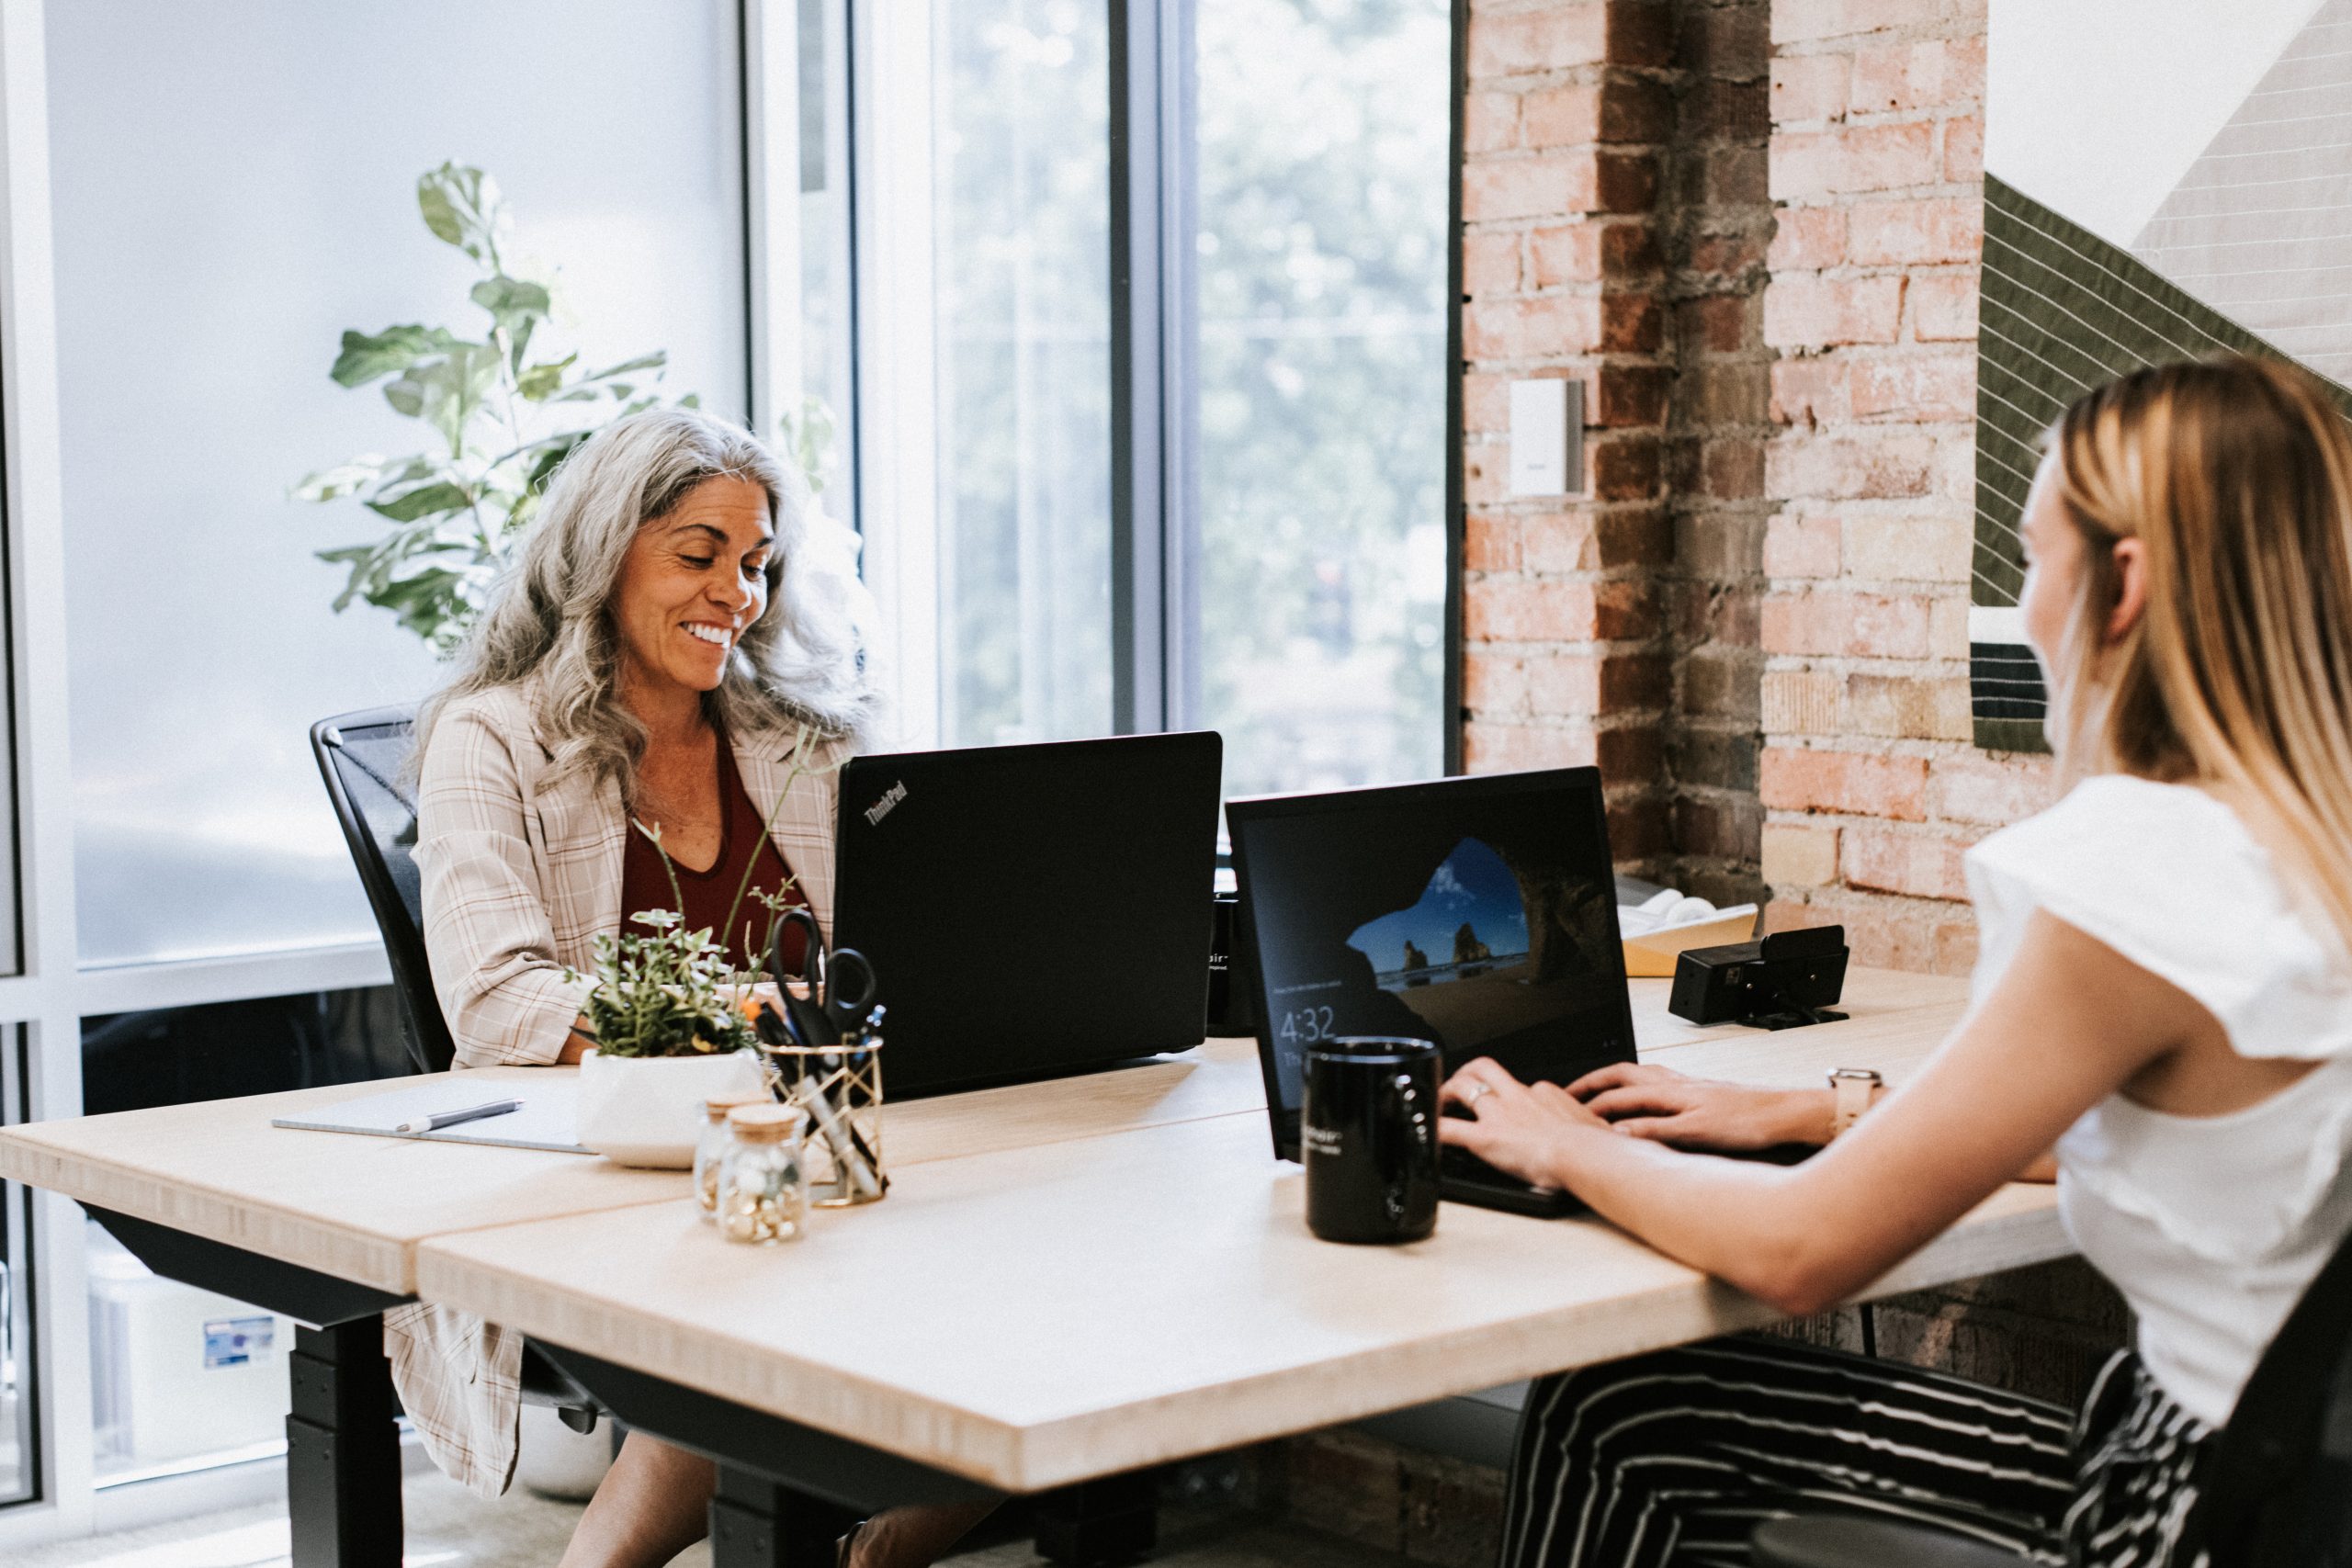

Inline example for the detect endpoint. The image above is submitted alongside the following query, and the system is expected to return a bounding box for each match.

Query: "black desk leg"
[709,1465,866,1568]
[286,1318,404,1568]
[1034,1470,1158,1568]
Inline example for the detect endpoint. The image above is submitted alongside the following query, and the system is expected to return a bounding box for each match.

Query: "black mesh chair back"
[1755,1214,2352,1568]
[311,707,456,1074]
[2190,1211,2352,1567]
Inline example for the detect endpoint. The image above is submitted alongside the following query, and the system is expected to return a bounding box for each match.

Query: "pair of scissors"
[763,908,878,1047]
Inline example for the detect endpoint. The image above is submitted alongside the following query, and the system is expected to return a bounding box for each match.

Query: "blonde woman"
[1442,357,2352,1567]
[408,409,987,1568]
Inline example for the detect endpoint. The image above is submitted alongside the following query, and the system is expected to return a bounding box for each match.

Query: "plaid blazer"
[394,676,848,1495]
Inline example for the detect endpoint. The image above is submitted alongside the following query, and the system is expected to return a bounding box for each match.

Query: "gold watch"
[1827,1067,1883,1139]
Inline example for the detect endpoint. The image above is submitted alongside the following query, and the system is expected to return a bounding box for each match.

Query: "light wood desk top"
[0,1068,683,1293]
[0,1034,1268,1295]
[416,968,2044,1495]
[0,966,1972,1302]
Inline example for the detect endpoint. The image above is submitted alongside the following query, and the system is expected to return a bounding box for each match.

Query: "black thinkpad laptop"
[1227,767,1639,1218]
[831,732,1223,1098]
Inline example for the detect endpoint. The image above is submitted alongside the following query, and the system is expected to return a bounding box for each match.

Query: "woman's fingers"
[1564,1061,1674,1099]
[1582,1085,1691,1120]
[1442,1056,1525,1111]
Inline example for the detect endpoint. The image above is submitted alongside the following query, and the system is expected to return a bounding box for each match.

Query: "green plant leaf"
[363,479,473,523]
[291,457,388,502]
[514,352,577,401]
[582,351,667,383]
[385,343,503,450]
[416,164,506,266]
[470,275,550,369]
[331,325,458,387]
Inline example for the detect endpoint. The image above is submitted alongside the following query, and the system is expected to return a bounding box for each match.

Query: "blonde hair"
[2049,355,2352,953]
[417,407,878,803]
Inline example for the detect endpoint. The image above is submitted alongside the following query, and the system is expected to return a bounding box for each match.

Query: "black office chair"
[1751,1219,2352,1568]
[311,707,458,1076]
[312,705,604,1435]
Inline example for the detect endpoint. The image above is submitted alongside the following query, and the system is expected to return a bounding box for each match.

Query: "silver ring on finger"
[1463,1082,1492,1106]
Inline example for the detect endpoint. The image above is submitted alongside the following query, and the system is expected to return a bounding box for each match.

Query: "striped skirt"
[1501,1337,2210,1568]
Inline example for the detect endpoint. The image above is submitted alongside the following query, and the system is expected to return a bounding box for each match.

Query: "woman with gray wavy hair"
[404,408,986,1568]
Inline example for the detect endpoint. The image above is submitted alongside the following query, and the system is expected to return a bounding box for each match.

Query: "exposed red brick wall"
[1456,0,2064,964]
[1460,0,1679,870]
[1657,0,1773,905]
[1460,0,1773,896]
[1756,0,2052,974]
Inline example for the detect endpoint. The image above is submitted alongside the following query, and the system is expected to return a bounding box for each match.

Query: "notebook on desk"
[271,1080,587,1154]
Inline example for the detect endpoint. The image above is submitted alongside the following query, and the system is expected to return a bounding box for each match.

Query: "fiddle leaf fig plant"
[294,163,690,654]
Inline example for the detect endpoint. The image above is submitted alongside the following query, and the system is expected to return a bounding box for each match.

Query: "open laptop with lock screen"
[1226,767,1639,1217]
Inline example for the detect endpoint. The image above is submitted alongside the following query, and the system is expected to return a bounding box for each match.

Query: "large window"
[935,1,1114,746]
[0,0,1455,1536]
[47,0,750,972]
[860,0,1451,786]
[1193,0,1449,794]
[40,0,756,1494]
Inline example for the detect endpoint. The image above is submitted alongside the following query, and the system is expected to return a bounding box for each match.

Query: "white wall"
[1985,0,2324,246]
[46,1,748,969]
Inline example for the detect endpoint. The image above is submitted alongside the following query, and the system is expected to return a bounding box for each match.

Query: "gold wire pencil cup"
[759,1039,888,1206]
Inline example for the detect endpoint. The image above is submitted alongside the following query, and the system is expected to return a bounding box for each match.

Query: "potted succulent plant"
[569,907,771,1168]
[569,739,830,1167]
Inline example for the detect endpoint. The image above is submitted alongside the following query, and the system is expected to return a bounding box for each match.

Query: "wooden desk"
[0,1045,1269,1295]
[0,967,2029,1568]
[0,1039,1268,1568]
[413,967,2064,1523]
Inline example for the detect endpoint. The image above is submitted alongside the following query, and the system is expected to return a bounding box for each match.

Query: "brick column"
[1459,0,1678,870]
[1658,0,1772,903]
[1458,0,1774,897]
[1756,0,2051,974]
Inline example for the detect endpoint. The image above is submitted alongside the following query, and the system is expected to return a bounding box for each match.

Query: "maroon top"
[617,733,809,977]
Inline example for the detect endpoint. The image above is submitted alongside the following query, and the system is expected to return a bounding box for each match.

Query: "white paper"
[271,1080,585,1154]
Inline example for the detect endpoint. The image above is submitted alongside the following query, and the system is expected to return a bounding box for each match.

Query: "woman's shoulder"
[1967,773,2267,921]
[431,678,537,734]
[1969,773,2352,1056]
[418,680,548,787]
[1973,773,2240,868]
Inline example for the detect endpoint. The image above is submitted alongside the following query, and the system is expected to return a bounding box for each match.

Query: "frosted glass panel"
[933,0,1114,747]
[48,2,749,967]
[1193,0,1449,794]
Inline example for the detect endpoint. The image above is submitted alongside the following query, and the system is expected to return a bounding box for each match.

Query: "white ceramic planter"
[575,1048,766,1168]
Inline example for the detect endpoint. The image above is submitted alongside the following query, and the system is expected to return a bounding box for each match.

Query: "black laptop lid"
[1227,767,1637,1160]
[831,731,1222,1098]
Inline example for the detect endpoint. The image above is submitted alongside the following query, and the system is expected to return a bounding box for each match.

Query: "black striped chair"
[1752,1221,2352,1567]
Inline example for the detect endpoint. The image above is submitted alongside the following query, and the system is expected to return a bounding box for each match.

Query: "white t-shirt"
[1965,773,2352,1427]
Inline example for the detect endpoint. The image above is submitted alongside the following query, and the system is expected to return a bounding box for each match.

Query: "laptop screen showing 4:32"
[1227,769,1638,1157]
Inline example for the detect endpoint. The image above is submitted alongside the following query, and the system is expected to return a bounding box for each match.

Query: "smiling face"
[609,475,775,705]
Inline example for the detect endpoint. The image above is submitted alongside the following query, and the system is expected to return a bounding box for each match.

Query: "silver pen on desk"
[396,1098,523,1135]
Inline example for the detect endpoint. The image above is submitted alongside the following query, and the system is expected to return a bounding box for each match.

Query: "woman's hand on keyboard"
[1437,1058,1610,1190]
[1565,1062,1832,1151]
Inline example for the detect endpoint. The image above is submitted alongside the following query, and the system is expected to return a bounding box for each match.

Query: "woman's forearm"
[1544,1122,1851,1316]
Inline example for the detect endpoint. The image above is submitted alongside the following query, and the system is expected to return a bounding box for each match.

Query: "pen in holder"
[761,1037,887,1205]
[754,908,888,1205]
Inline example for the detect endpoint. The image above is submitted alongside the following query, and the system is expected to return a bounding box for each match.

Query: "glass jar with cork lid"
[695,1089,775,1221]
[717,1102,810,1245]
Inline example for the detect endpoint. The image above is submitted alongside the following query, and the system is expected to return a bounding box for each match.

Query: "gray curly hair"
[417,407,877,803]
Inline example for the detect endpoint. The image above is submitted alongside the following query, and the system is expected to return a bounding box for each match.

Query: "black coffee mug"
[1302,1036,1441,1244]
